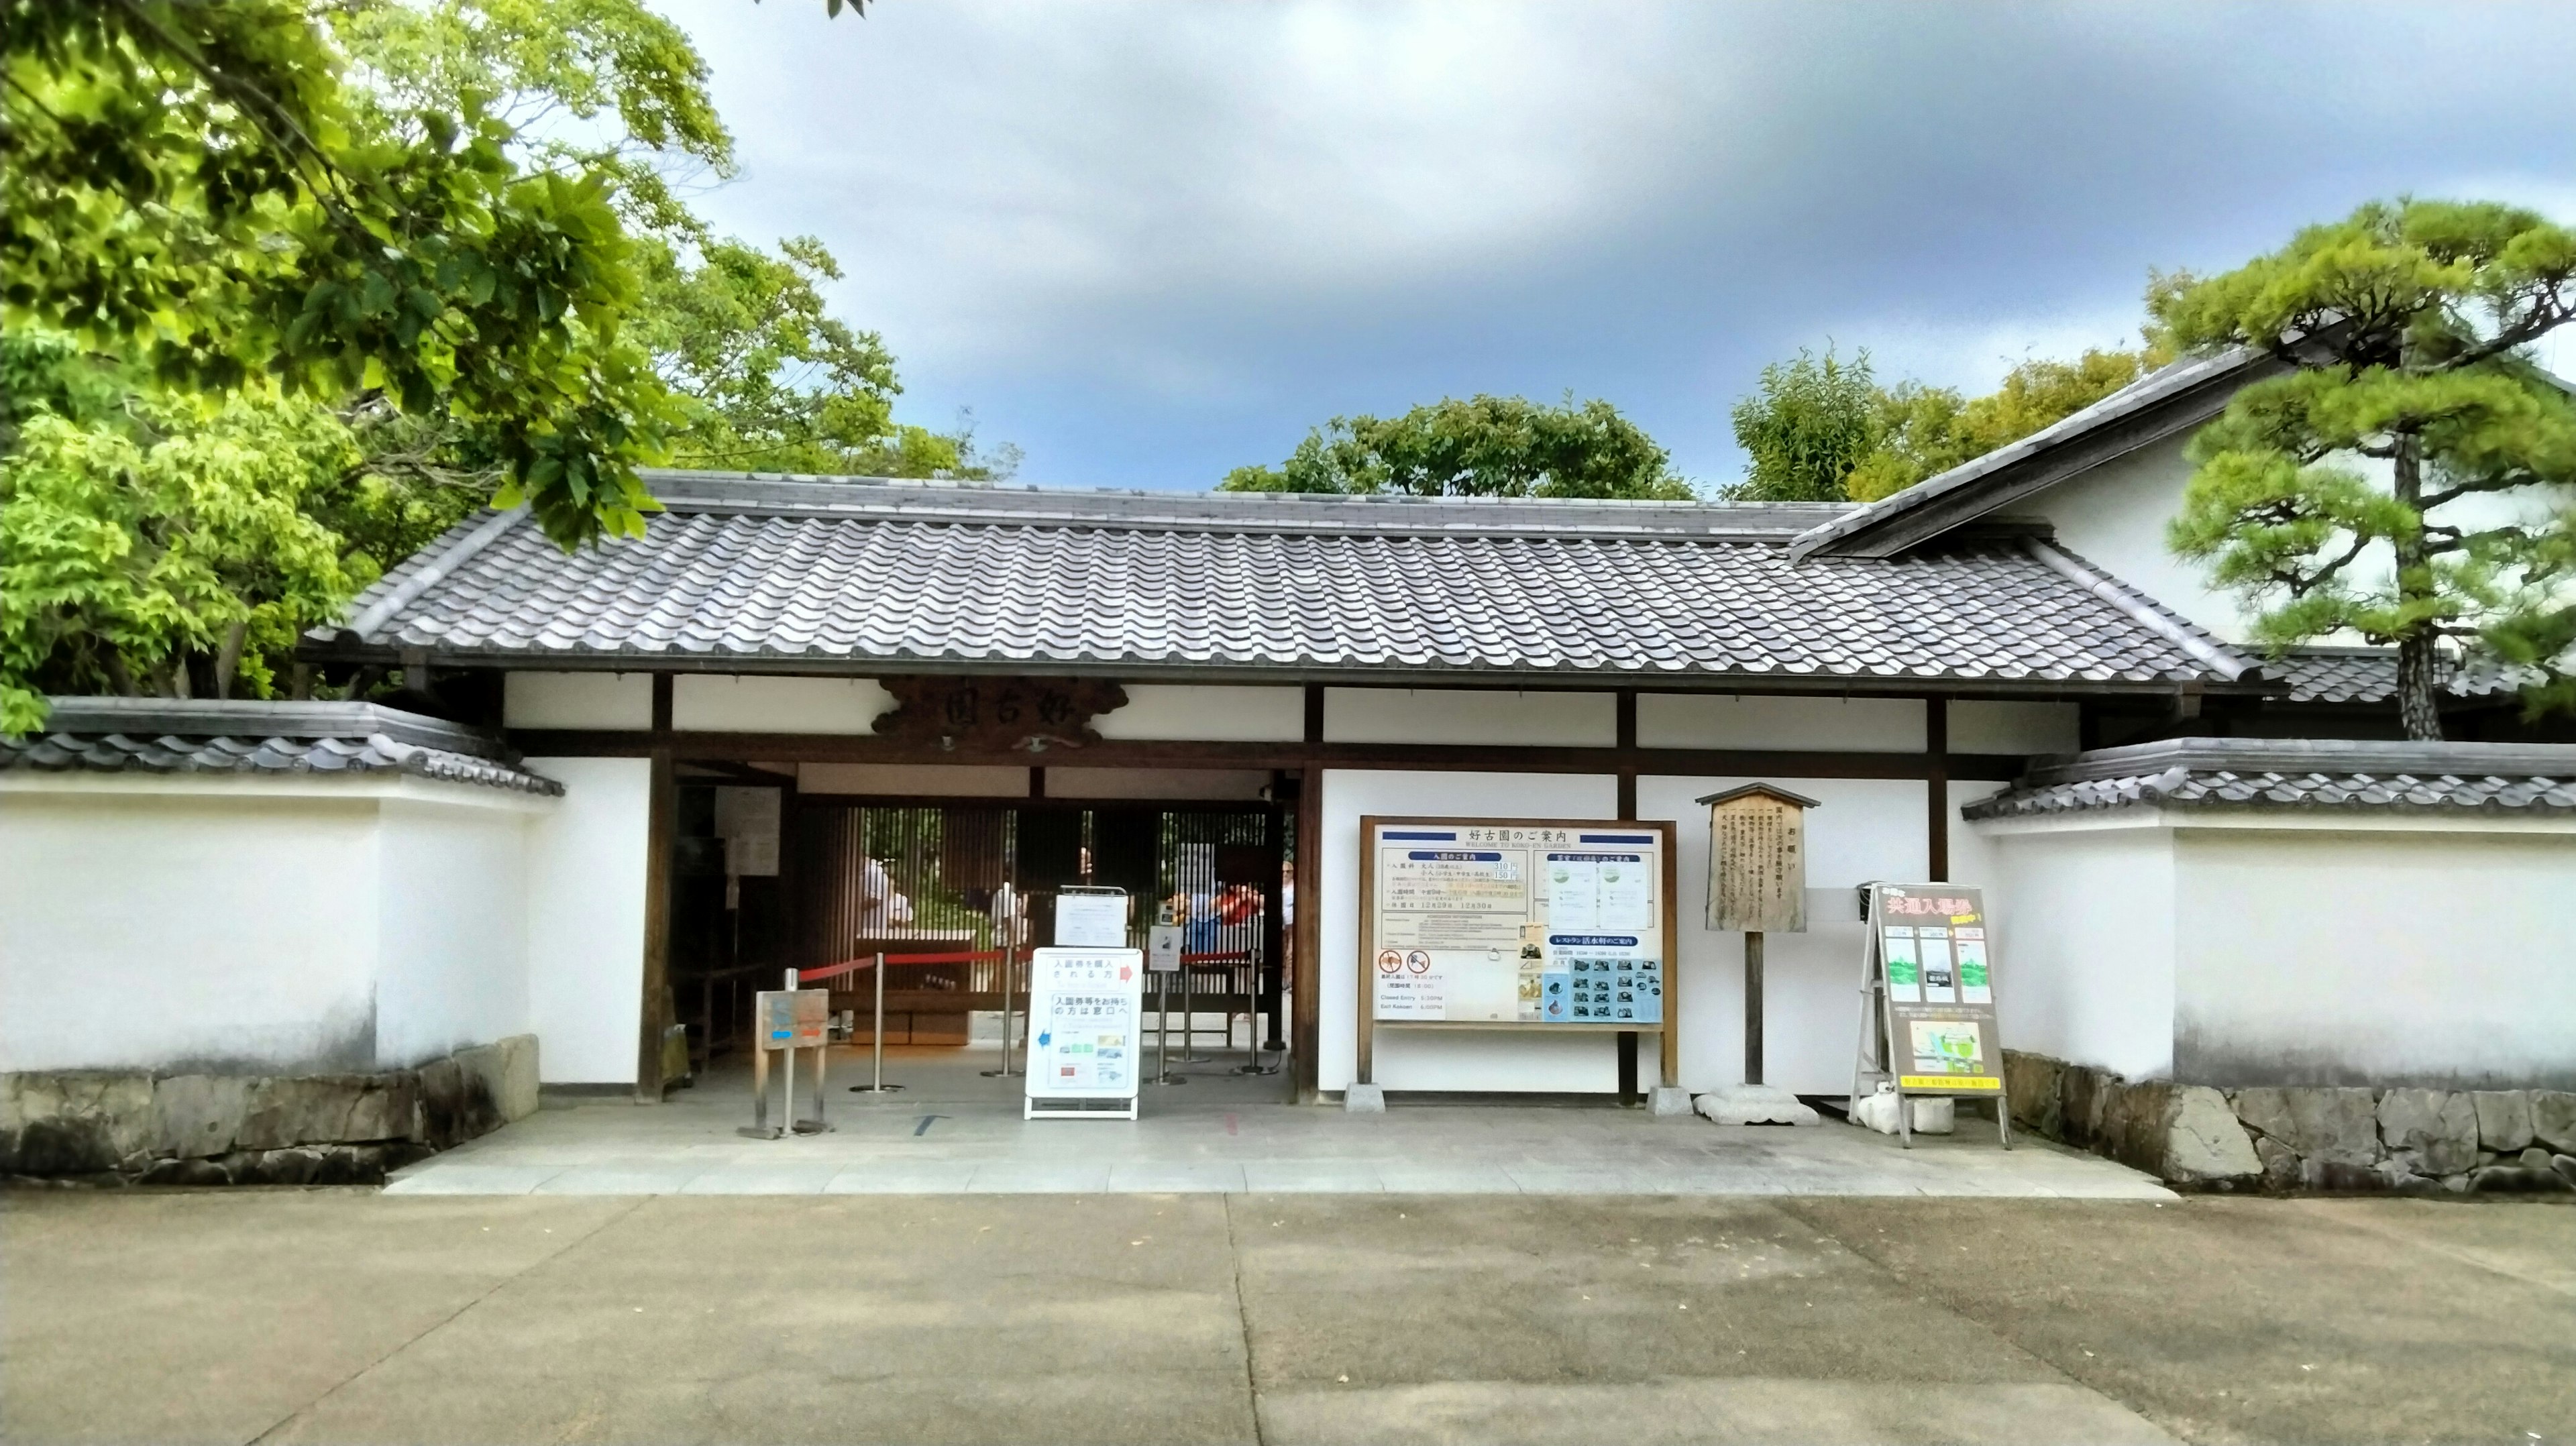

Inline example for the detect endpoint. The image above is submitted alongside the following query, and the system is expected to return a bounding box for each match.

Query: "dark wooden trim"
[1029,766,1045,799]
[1926,695,1950,883]
[506,729,2031,781]
[635,743,677,1101]
[1303,683,1326,744]
[1615,690,1638,819]
[650,673,674,732]
[1291,771,1322,1103]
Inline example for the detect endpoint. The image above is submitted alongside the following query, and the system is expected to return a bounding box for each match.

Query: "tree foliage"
[2158,199,2576,738]
[2,0,1000,733]
[1725,342,2165,503]
[1220,394,1692,500]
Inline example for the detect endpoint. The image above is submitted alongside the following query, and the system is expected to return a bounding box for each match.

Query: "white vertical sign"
[1024,946,1145,1119]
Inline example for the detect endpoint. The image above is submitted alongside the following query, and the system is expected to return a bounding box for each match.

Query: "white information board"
[1024,946,1145,1119]
[1363,819,1671,1027]
[1053,889,1130,947]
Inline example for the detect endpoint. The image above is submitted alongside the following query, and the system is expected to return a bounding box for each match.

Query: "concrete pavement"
[5,1190,2569,1445]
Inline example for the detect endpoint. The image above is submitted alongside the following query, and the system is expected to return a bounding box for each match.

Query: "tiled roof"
[2273,647,2533,706]
[306,473,2266,694]
[1962,737,2576,819]
[0,700,561,795]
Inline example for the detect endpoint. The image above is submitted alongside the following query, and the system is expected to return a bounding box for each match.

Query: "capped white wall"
[1976,816,2186,1081]
[523,758,651,1084]
[1642,775,1937,1095]
[503,671,653,730]
[1094,685,1304,742]
[1326,689,1615,746]
[672,675,891,734]
[375,798,535,1068]
[2174,823,2576,1090]
[1318,769,1619,1092]
[1637,695,1924,751]
[0,787,382,1072]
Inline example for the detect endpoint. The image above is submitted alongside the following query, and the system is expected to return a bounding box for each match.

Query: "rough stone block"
[1695,1084,1819,1125]
[2253,1135,2300,1190]
[415,1056,464,1148]
[449,1045,508,1139]
[2091,1078,2174,1176]
[341,1075,417,1143]
[2236,1087,2379,1167]
[2161,1086,2262,1184]
[490,1035,541,1122]
[2532,1091,2576,1154]
[139,1156,233,1187]
[2300,1158,2382,1192]
[1646,1086,1695,1119]
[2553,1154,2576,1190]
[0,1072,155,1174]
[2379,1089,2479,1178]
[2000,1050,2065,1137]
[151,1075,252,1159]
[1342,1083,1385,1114]
[2471,1091,2534,1153]
[2469,1163,2570,1194]
[252,1147,326,1186]
[237,1078,348,1150]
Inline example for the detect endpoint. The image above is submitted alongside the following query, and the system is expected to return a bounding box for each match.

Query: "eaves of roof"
[1962,736,2576,818]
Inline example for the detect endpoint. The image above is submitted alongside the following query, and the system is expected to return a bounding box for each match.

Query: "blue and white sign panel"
[1368,822,1666,1027]
[1024,946,1145,1119]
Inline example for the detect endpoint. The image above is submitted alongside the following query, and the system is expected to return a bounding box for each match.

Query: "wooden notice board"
[1356,816,1679,1088]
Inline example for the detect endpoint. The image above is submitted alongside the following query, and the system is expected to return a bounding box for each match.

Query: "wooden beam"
[503,729,2031,782]
[1615,689,1638,819]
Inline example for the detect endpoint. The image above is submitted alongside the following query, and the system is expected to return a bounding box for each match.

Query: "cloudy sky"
[657,0,2576,492]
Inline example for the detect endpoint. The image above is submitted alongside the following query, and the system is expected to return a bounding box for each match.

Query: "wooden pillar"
[1260,798,1287,1052]
[1926,695,1950,883]
[1615,688,1638,819]
[1291,683,1325,1103]
[635,675,677,1102]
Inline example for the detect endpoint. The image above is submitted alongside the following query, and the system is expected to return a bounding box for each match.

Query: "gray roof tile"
[313,473,2265,691]
[2272,647,2533,705]
[1,700,561,795]
[1962,737,2576,818]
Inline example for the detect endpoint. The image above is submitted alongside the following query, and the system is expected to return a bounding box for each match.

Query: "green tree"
[2158,199,2576,739]
[2,0,682,549]
[1220,394,1691,499]
[1846,346,2169,502]
[1726,346,1883,502]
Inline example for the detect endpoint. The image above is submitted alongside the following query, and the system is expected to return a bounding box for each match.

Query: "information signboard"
[755,988,829,1050]
[1053,889,1131,948]
[1024,946,1145,1119]
[1356,816,1678,1087]
[1852,883,2010,1147]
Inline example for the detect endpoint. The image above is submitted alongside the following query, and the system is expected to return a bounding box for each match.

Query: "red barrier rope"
[799,945,1252,985]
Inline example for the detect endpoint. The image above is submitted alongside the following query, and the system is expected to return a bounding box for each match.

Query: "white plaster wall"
[1326,689,1615,746]
[1318,769,1619,1092]
[1637,695,1925,751]
[503,671,653,730]
[2025,433,2245,643]
[1947,702,2080,757]
[672,675,890,734]
[1643,776,1934,1095]
[0,789,382,1072]
[374,798,534,1068]
[1044,768,1270,801]
[1976,818,2180,1081]
[1094,685,1304,742]
[523,758,652,1084]
[798,763,1030,797]
[2174,826,2576,1090]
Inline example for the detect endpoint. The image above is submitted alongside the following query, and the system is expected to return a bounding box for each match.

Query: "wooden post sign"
[1697,785,1819,1089]
[1851,883,2010,1149]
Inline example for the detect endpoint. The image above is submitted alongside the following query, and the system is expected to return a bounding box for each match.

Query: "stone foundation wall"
[2002,1048,2576,1195]
[0,1035,538,1186]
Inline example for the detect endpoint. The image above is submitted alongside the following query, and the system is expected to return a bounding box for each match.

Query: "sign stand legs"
[1148,972,1185,1085]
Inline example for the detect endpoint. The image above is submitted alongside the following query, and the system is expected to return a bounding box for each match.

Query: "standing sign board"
[1356,817,1678,1087]
[740,988,833,1139]
[1054,888,1131,948]
[1852,883,2010,1147]
[1024,946,1145,1119]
